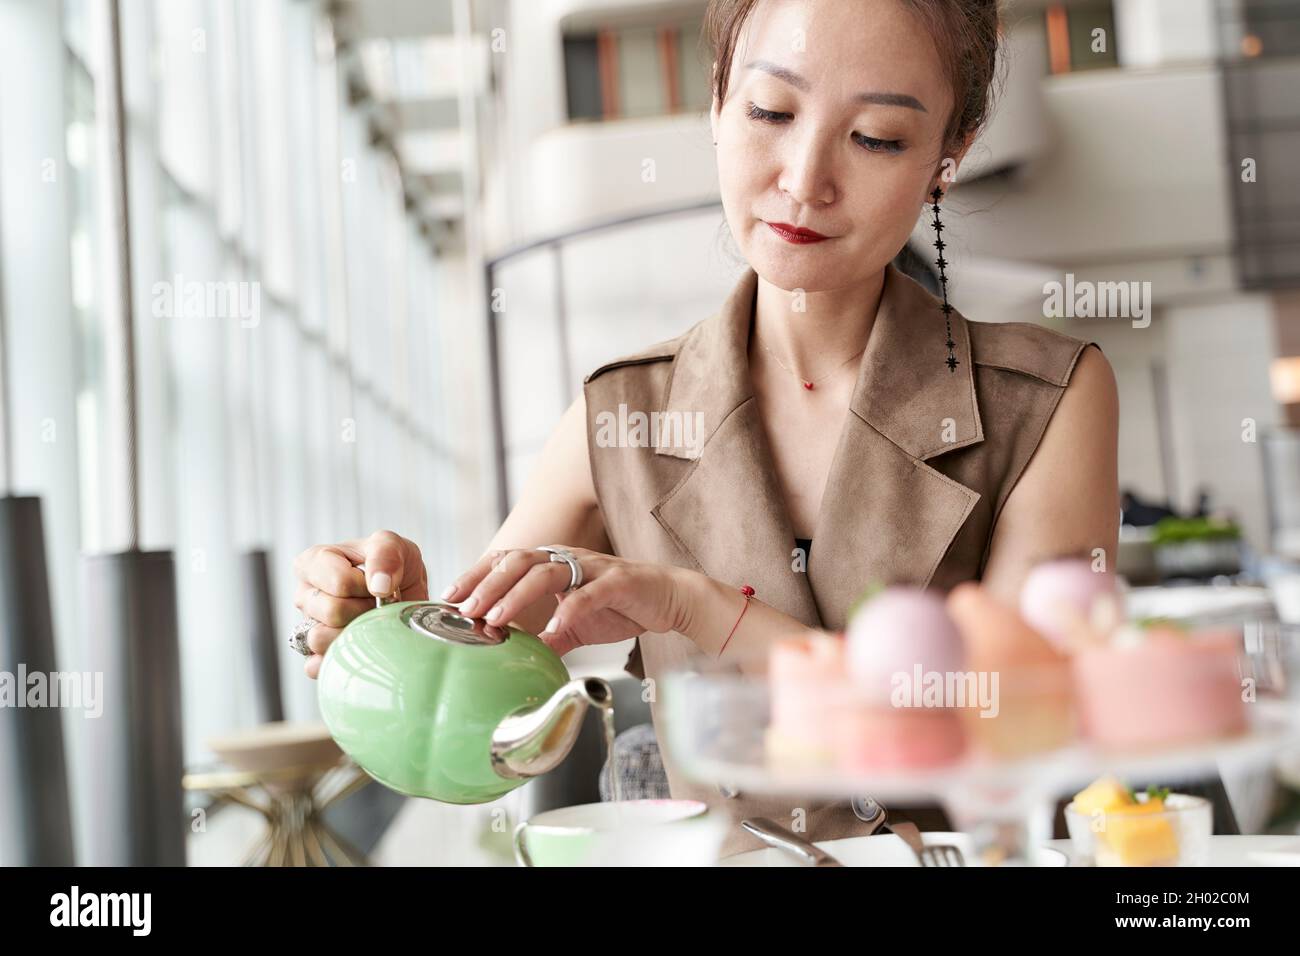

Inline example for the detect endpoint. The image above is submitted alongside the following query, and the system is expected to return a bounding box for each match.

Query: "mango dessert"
[1070,774,1133,816]
[1099,797,1180,867]
[1066,775,1207,866]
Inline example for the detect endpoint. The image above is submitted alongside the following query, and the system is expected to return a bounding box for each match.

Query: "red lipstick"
[766,222,830,244]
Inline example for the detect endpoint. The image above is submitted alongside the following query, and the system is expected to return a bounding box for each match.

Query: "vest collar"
[655,262,983,464]
[649,263,984,631]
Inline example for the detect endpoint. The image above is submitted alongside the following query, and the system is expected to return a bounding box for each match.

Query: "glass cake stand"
[659,624,1300,866]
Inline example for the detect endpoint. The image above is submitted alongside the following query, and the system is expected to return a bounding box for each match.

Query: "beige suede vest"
[582,263,1096,857]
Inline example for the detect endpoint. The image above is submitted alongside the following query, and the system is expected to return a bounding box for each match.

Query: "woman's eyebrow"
[743,58,927,111]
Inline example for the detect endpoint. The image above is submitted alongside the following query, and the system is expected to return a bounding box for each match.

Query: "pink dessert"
[1019,558,1121,652]
[948,581,1076,759]
[845,588,967,702]
[835,587,969,770]
[1072,625,1247,749]
[835,705,967,771]
[765,632,847,766]
[764,588,975,771]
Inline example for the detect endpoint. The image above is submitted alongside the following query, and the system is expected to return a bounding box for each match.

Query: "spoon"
[741,818,845,867]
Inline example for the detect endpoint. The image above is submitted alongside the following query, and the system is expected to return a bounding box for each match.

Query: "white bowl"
[1064,792,1212,866]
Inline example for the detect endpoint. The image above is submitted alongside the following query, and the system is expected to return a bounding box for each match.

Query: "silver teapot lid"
[401,601,509,646]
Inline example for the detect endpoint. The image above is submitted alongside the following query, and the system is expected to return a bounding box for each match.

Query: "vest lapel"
[810,265,984,627]
[651,263,985,632]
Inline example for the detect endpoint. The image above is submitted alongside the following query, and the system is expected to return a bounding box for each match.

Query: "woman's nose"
[778,128,837,207]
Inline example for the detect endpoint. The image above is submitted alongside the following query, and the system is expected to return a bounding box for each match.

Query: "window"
[1220,0,1300,287]
[48,0,458,770]
[563,14,709,122]
[1046,1,1119,74]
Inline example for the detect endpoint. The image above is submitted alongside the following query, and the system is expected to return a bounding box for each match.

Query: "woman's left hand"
[441,547,689,655]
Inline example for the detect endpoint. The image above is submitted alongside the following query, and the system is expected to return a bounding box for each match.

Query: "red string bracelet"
[718,585,755,656]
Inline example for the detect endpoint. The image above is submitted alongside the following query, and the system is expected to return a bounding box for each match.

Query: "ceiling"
[329,0,496,253]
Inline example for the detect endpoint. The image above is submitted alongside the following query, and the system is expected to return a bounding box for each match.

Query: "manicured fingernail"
[440,585,456,600]
[485,604,502,622]
[461,596,479,615]
[541,615,559,635]
[370,571,393,594]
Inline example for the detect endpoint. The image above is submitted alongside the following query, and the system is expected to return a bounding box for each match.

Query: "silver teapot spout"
[490,677,614,780]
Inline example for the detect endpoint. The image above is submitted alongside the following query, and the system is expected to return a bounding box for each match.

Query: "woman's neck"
[749,270,886,387]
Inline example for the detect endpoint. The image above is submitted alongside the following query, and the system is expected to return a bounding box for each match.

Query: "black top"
[795,537,812,557]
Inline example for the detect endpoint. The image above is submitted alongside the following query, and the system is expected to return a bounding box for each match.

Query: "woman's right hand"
[292,530,429,679]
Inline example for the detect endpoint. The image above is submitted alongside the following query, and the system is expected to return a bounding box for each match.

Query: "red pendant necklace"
[757,337,866,391]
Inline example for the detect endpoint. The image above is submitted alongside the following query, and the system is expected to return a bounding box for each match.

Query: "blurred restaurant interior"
[2,0,1300,867]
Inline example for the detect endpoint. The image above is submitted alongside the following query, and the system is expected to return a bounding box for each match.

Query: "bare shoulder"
[1055,343,1119,428]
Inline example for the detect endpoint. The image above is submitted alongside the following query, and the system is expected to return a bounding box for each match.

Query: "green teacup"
[513,799,719,866]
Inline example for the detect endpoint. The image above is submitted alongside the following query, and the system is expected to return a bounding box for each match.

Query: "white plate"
[719,831,1069,867]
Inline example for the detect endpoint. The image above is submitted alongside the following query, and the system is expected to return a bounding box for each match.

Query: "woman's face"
[711,0,964,294]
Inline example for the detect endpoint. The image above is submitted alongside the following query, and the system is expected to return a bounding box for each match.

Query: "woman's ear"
[933,133,977,196]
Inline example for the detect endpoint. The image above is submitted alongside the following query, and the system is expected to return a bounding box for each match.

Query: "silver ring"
[536,545,583,592]
[290,616,318,657]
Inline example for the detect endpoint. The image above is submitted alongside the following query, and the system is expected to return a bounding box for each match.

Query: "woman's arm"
[448,382,820,658]
[980,344,1121,606]
[460,554,821,670]
[445,388,823,664]
[452,391,612,637]
[292,391,608,677]
[670,570,823,672]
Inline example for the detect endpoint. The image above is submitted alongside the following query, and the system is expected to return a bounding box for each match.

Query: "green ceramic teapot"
[316,600,613,804]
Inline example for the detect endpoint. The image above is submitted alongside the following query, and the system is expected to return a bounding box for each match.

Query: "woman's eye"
[745,102,904,154]
[853,133,906,154]
[745,102,791,124]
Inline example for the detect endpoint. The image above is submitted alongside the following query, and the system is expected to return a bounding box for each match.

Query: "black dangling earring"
[930,186,958,372]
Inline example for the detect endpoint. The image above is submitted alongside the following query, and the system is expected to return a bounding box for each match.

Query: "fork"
[889,820,966,867]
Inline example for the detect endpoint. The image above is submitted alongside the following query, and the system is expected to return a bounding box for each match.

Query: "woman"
[292,0,1119,855]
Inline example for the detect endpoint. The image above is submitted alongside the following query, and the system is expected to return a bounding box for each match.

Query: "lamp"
[1269,357,1300,405]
